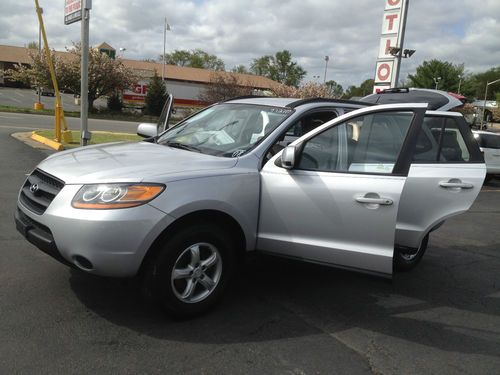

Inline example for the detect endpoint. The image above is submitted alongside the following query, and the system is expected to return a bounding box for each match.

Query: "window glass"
[297,112,413,174]
[412,117,444,162]
[477,134,500,149]
[441,118,470,162]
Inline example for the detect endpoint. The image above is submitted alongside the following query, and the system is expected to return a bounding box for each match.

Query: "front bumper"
[16,184,175,277]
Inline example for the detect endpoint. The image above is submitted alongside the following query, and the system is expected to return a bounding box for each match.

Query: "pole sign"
[64,0,82,25]
[373,0,408,93]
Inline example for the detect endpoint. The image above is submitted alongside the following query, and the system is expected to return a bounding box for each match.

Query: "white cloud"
[0,0,499,89]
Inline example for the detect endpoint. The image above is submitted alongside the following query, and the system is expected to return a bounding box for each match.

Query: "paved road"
[1,122,500,374]
[0,111,139,134]
[0,87,106,111]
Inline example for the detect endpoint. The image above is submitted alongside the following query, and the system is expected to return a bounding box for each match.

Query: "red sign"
[64,0,82,25]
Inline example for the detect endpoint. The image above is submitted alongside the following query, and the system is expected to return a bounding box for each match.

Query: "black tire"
[144,223,236,318]
[394,234,429,271]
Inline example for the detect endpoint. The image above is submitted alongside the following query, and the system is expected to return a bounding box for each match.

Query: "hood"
[38,141,238,184]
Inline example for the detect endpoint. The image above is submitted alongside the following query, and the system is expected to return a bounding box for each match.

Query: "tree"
[199,72,253,104]
[407,59,465,92]
[144,71,168,116]
[7,43,137,111]
[325,80,344,98]
[468,66,500,100]
[231,65,250,74]
[272,82,333,98]
[345,79,374,98]
[161,49,225,71]
[27,41,39,49]
[250,50,306,87]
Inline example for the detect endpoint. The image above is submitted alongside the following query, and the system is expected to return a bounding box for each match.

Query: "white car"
[473,130,500,179]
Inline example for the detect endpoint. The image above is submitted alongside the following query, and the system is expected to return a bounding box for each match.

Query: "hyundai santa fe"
[16,96,486,316]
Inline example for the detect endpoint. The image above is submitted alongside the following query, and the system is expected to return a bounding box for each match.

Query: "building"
[0,43,279,107]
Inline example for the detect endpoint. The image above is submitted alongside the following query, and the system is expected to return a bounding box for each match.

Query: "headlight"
[72,184,165,209]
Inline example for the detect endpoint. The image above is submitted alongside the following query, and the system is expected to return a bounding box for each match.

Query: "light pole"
[433,76,441,90]
[313,75,320,82]
[36,7,43,108]
[480,78,500,129]
[323,56,329,83]
[457,74,462,94]
[119,47,126,58]
[162,18,171,84]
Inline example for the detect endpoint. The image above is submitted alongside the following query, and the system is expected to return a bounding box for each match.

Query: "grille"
[19,169,65,215]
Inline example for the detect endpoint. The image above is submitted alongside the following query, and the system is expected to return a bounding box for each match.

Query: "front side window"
[157,104,293,157]
[297,112,413,174]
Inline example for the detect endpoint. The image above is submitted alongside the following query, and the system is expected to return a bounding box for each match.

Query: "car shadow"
[69,246,500,356]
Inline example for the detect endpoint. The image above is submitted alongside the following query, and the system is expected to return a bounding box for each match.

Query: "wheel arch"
[137,209,247,277]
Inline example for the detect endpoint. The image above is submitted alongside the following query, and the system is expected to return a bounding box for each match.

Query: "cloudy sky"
[1,0,499,88]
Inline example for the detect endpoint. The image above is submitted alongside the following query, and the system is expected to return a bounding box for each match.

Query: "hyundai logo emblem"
[30,183,39,193]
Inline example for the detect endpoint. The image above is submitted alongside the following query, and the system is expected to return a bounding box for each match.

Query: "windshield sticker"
[270,108,293,114]
[232,150,246,157]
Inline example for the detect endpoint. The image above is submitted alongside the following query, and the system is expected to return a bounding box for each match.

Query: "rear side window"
[475,133,500,149]
[412,117,471,162]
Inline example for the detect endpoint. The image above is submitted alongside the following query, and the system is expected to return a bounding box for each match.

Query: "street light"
[323,56,329,83]
[480,78,500,129]
[457,74,462,94]
[119,47,126,58]
[162,18,171,84]
[313,75,320,82]
[433,76,442,90]
[36,7,43,108]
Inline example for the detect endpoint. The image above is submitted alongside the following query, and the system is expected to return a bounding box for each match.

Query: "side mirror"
[281,145,297,169]
[137,123,157,138]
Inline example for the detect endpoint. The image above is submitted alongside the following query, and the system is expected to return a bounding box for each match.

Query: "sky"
[0,0,499,89]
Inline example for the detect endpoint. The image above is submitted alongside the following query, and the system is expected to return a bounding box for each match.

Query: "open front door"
[157,93,174,134]
[258,104,427,276]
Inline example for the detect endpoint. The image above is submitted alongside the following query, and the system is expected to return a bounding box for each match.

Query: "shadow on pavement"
[69,245,500,356]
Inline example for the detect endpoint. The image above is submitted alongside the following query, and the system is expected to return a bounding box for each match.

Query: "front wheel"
[144,223,236,318]
[394,234,429,271]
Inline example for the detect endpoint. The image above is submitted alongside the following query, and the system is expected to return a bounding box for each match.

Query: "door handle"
[355,196,393,205]
[439,181,473,189]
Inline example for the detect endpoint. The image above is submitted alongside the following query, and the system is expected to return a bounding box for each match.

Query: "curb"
[31,131,64,151]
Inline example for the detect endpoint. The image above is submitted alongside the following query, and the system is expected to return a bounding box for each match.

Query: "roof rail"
[380,87,410,94]
[286,97,372,109]
[224,95,270,102]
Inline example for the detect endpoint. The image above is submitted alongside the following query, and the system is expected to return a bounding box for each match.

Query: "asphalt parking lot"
[1,121,499,374]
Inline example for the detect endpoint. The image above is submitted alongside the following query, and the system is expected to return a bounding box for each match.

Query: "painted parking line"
[0,115,21,119]
[14,90,26,97]
[9,97,22,103]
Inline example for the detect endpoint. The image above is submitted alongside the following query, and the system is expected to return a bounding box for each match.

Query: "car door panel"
[258,169,405,275]
[395,163,485,248]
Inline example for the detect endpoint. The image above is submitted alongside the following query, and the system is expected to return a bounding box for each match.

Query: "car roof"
[472,130,500,136]
[224,96,368,109]
[362,88,463,111]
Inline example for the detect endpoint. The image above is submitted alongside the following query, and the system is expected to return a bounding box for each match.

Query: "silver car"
[16,97,485,317]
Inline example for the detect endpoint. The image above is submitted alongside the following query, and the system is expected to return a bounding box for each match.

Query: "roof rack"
[380,87,410,94]
[286,97,372,109]
[224,95,270,102]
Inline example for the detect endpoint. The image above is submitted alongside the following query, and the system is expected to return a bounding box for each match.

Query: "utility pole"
[480,78,500,129]
[37,7,43,107]
[392,0,409,88]
[80,0,92,146]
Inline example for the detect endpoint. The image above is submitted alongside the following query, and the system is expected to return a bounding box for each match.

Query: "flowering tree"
[7,43,137,111]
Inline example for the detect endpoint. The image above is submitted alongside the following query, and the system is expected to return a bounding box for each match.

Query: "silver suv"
[16,97,485,317]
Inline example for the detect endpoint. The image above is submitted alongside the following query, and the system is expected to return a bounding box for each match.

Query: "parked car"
[35,87,55,97]
[16,96,485,317]
[473,130,500,180]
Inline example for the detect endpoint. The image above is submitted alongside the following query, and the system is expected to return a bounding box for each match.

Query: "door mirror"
[137,123,157,138]
[281,145,297,169]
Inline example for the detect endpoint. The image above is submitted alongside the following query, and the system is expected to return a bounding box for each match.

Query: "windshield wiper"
[164,141,202,153]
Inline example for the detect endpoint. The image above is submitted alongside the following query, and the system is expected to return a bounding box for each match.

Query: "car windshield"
[156,103,293,157]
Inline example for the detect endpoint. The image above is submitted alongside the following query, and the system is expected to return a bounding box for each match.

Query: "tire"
[394,234,429,272]
[144,223,236,318]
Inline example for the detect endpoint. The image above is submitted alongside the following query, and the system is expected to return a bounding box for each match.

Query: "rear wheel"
[394,234,429,271]
[144,223,236,318]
